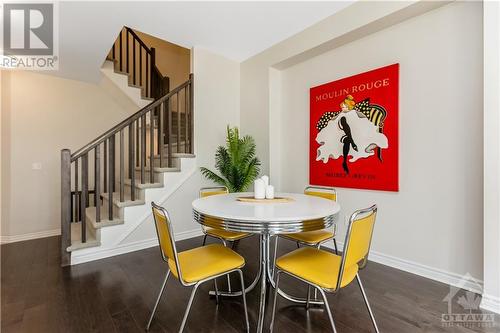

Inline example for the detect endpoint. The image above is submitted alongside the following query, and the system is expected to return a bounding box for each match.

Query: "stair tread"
[85,206,123,229]
[68,222,100,251]
[101,192,145,208]
[135,166,180,173]
[124,179,163,189]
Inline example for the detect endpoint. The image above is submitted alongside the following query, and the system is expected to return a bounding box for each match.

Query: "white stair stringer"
[100,60,151,109]
[70,156,197,265]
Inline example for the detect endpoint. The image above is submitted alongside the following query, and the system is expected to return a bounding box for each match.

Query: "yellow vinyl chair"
[270,205,380,333]
[146,202,250,332]
[200,186,252,293]
[278,186,338,254]
[200,186,252,247]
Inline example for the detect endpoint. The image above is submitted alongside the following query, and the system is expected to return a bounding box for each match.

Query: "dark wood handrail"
[125,27,151,54]
[71,79,191,161]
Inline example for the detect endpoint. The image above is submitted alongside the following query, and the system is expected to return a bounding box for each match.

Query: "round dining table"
[192,192,340,333]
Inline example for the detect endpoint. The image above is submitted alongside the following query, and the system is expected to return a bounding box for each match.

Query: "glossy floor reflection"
[1,235,498,333]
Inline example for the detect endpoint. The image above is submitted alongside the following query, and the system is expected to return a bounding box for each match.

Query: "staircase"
[60,27,194,266]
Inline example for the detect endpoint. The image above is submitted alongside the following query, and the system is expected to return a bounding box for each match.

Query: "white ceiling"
[57,1,353,83]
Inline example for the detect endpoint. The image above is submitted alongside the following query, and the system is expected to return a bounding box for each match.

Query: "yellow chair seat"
[276,247,358,290]
[168,243,245,283]
[281,229,335,245]
[205,227,250,241]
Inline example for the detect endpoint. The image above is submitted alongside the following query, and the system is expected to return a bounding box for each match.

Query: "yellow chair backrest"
[151,202,177,266]
[338,205,377,287]
[304,186,337,202]
[200,186,229,198]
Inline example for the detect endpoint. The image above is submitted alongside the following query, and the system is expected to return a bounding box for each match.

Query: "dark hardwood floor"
[1,235,498,333]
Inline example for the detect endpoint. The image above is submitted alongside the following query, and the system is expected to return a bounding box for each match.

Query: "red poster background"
[309,64,399,191]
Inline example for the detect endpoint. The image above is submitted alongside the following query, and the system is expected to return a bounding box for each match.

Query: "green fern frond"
[200,126,261,193]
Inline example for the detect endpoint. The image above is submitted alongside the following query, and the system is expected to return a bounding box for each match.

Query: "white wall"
[0,70,136,240]
[482,0,500,313]
[241,1,486,291]
[276,1,483,280]
[122,47,241,243]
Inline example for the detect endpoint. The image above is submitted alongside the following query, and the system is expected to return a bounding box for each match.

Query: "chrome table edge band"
[192,209,338,234]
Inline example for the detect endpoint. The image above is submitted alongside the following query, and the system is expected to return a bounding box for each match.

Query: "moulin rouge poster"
[309,64,399,192]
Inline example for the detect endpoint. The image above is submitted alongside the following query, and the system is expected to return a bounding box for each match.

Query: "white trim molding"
[323,241,484,295]
[481,293,500,314]
[71,228,203,265]
[0,229,61,244]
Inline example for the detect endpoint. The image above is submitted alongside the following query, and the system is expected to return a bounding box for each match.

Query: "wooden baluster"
[95,145,101,223]
[139,47,143,87]
[119,30,123,72]
[146,52,149,98]
[126,29,129,74]
[189,74,194,153]
[167,98,173,167]
[81,154,88,243]
[185,89,189,153]
[156,104,161,157]
[150,48,156,99]
[120,130,125,202]
[149,110,154,183]
[108,135,115,220]
[177,93,180,154]
[103,140,107,193]
[74,159,79,222]
[133,39,136,85]
[135,119,139,167]
[159,102,164,168]
[130,122,136,201]
[141,115,146,184]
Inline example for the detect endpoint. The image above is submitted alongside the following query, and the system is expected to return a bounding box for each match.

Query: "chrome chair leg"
[356,274,380,333]
[221,239,233,293]
[333,238,338,255]
[269,270,281,333]
[237,269,250,333]
[214,278,220,304]
[202,234,207,246]
[306,286,311,310]
[272,236,278,280]
[179,282,200,333]
[317,288,338,333]
[146,269,170,330]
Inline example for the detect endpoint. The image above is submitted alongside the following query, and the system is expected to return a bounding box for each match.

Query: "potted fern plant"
[200,126,261,192]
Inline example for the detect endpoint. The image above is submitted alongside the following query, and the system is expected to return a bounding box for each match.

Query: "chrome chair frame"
[147,202,250,332]
[274,185,339,304]
[278,186,339,252]
[199,186,252,293]
[270,205,380,333]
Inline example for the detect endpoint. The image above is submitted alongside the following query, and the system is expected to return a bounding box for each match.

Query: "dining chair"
[278,185,338,254]
[199,186,252,292]
[273,186,338,302]
[270,205,380,333]
[146,202,250,332]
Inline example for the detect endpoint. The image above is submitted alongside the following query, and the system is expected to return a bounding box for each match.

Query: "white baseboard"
[0,229,61,244]
[322,241,484,295]
[71,229,203,265]
[480,293,500,314]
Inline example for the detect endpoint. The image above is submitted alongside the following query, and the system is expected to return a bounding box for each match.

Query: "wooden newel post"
[61,149,72,267]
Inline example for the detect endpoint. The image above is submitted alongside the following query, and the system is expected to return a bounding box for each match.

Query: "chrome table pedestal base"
[208,234,325,333]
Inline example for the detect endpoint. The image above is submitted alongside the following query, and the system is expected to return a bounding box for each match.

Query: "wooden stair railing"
[60,75,193,266]
[108,26,170,100]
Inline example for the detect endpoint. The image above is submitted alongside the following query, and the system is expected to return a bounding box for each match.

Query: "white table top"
[192,192,340,222]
